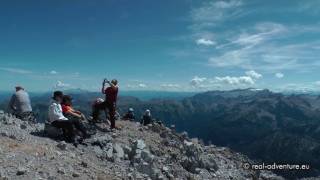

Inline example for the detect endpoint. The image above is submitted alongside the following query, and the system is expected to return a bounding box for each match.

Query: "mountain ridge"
[0,110,286,180]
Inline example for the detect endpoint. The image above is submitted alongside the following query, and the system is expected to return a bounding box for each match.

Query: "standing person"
[141,109,152,126]
[8,86,35,122]
[48,91,88,143]
[92,79,119,130]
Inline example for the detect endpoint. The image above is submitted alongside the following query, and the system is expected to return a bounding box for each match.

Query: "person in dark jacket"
[123,108,135,121]
[141,109,152,126]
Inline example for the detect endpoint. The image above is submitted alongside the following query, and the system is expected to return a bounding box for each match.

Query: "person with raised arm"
[91,79,119,130]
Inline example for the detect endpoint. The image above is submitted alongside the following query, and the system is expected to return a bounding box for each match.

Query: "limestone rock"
[0,110,285,180]
[113,143,124,159]
[134,139,146,150]
[56,141,67,151]
[92,135,112,148]
[16,167,27,176]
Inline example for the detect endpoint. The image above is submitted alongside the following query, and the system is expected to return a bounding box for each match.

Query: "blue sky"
[1,0,320,92]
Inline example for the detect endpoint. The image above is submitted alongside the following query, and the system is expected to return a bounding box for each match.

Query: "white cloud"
[275,82,320,93]
[208,22,320,72]
[189,71,261,90]
[174,1,320,90]
[54,81,70,89]
[160,83,181,90]
[210,23,287,68]
[190,0,243,30]
[245,70,262,79]
[214,0,242,9]
[127,81,148,89]
[196,38,216,46]
[218,22,286,49]
[214,76,255,85]
[171,0,245,61]
[50,70,58,75]
[190,76,207,87]
[275,73,284,78]
[183,0,320,75]
[0,67,32,74]
[138,83,147,88]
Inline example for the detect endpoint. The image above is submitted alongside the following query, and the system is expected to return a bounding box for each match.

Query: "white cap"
[145,109,151,116]
[95,98,104,104]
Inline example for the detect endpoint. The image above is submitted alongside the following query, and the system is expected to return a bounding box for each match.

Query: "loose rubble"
[0,110,286,180]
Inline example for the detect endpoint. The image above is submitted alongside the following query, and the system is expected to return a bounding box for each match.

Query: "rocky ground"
[0,110,286,180]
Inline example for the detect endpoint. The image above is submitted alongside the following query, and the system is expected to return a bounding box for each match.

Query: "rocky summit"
[0,110,284,180]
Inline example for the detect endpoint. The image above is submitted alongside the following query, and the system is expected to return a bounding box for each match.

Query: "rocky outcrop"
[0,110,284,180]
[115,89,320,179]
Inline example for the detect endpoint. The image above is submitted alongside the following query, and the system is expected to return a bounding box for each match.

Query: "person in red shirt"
[92,79,119,129]
[60,95,89,140]
[61,95,86,120]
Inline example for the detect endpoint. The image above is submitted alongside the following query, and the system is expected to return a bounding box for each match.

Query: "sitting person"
[8,86,35,122]
[47,91,89,144]
[89,98,105,123]
[61,95,86,120]
[123,108,135,121]
[141,109,152,126]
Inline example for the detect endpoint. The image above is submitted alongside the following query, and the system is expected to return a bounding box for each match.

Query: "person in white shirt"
[48,91,88,143]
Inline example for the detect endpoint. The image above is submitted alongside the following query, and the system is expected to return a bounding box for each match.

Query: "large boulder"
[133,140,146,150]
[106,147,114,162]
[180,140,217,174]
[113,143,125,160]
[184,140,203,157]
[93,146,104,159]
[140,150,154,164]
[181,157,199,174]
[56,141,68,151]
[2,114,14,125]
[92,135,112,148]
[199,154,218,171]
[44,124,63,138]
[150,123,164,133]
[136,162,162,179]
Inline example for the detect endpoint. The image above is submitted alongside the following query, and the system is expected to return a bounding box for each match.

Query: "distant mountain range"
[0,89,196,101]
[117,89,320,179]
[1,88,320,179]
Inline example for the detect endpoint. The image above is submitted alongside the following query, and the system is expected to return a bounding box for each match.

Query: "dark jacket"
[141,115,152,126]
